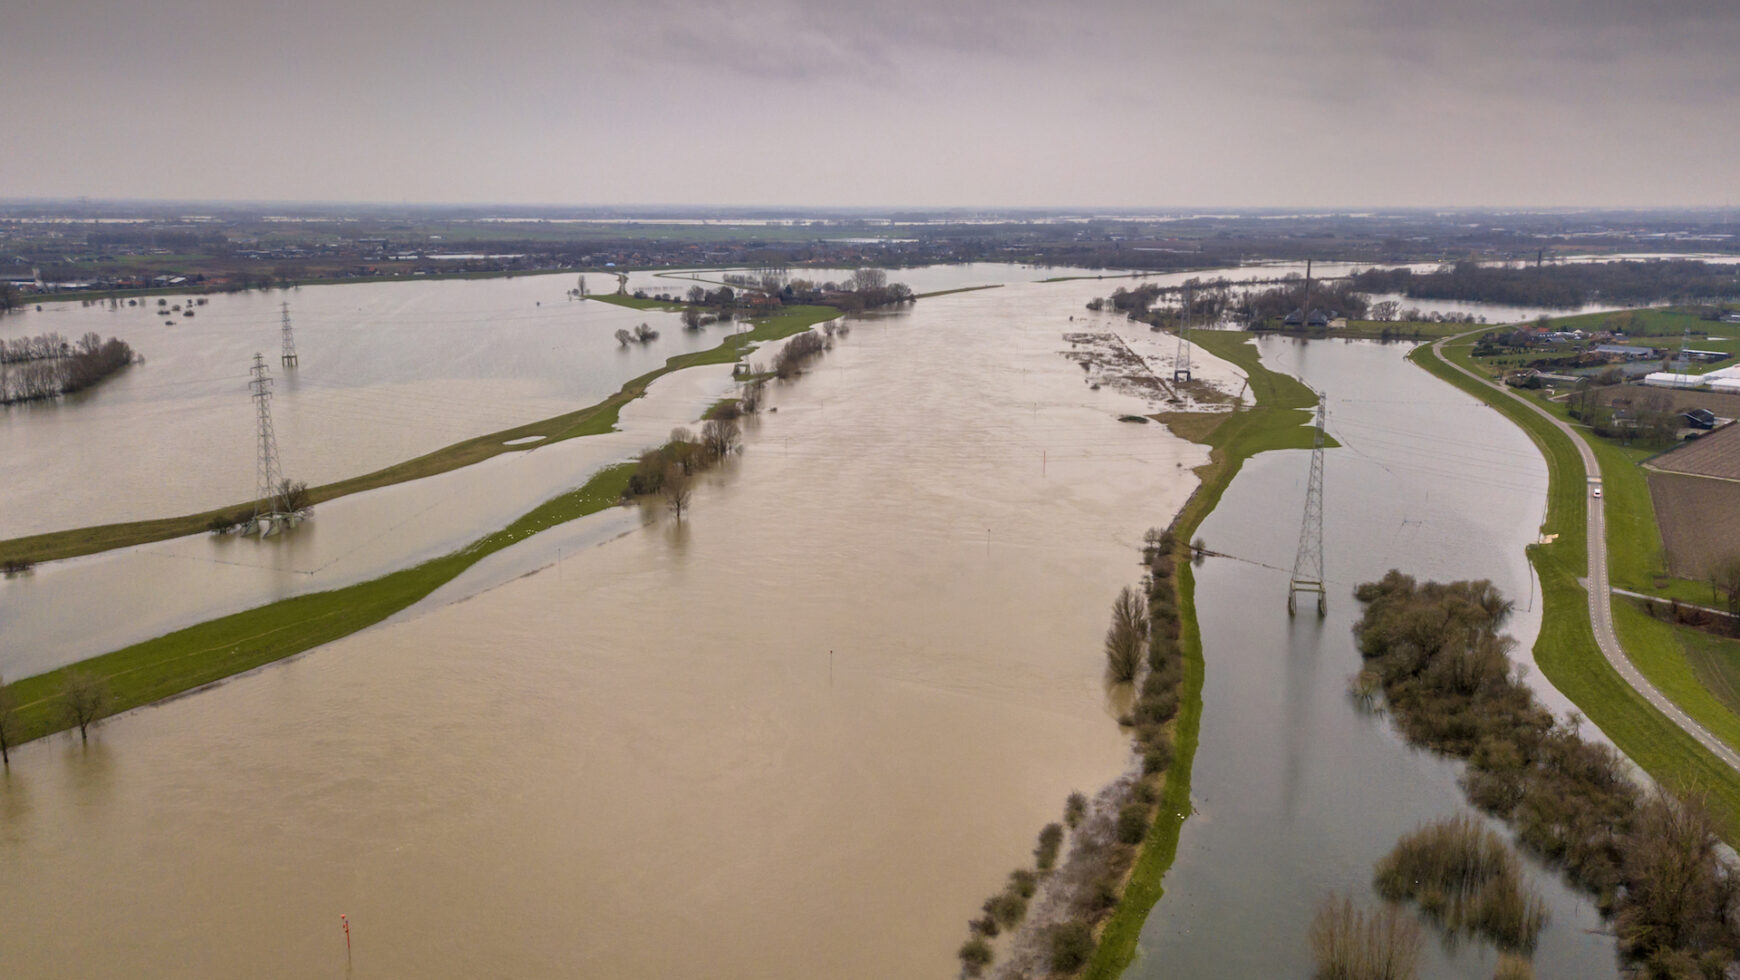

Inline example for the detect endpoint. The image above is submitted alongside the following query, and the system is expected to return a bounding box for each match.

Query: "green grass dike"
[0,304,838,567]
[1411,337,1740,840]
[1084,329,1332,979]
[4,462,633,746]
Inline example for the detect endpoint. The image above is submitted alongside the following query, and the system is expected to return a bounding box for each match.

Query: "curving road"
[1430,334,1740,772]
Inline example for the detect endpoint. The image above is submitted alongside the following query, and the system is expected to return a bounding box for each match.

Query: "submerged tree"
[662,465,692,522]
[1104,585,1148,683]
[0,674,17,765]
[60,671,111,743]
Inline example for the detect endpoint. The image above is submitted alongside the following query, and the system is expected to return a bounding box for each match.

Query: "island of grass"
[0,305,838,567]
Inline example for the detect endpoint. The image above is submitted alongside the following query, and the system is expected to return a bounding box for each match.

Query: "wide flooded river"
[0,276,1228,977]
[0,267,1625,977]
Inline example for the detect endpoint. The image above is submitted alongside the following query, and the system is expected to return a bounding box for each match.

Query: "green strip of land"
[1085,329,1327,978]
[913,284,1004,299]
[1411,339,1740,839]
[0,305,838,567]
[5,463,634,746]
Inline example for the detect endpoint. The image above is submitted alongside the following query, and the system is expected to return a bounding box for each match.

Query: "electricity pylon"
[280,302,298,367]
[249,352,288,533]
[1288,390,1327,616]
[1173,284,1193,383]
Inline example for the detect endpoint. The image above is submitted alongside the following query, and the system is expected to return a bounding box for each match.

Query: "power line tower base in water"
[1288,389,1327,617]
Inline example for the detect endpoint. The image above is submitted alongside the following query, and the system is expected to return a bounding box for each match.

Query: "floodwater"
[0,274,723,538]
[1128,337,1619,979]
[1,267,1631,978]
[0,279,1233,978]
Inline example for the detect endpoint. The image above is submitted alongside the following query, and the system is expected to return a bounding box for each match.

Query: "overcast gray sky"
[4,0,1736,208]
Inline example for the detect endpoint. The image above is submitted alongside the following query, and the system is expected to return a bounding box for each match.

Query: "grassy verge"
[1084,330,1324,978]
[1410,340,1740,838]
[586,293,688,312]
[1683,629,1740,717]
[913,284,1004,299]
[0,306,837,567]
[1444,344,1740,753]
[5,463,635,746]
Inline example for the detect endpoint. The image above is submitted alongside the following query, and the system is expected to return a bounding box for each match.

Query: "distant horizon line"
[0,197,1733,218]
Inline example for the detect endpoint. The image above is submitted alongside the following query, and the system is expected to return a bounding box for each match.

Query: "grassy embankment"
[3,462,632,746]
[913,284,1004,299]
[1450,331,1740,753]
[1411,338,1740,838]
[1084,330,1329,979]
[0,304,837,567]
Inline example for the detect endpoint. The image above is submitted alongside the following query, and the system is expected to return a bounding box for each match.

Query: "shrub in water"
[1049,920,1094,974]
[1035,822,1065,871]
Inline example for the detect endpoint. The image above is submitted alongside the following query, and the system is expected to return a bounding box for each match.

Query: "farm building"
[1643,371,1704,388]
[1647,422,1740,579]
[1594,344,1661,360]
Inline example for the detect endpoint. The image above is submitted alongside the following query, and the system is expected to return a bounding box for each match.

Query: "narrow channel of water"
[1127,336,1619,979]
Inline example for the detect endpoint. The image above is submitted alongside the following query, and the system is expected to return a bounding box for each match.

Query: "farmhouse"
[1683,408,1718,430]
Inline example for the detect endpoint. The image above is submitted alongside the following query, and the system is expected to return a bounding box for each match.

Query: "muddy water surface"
[1127,337,1619,979]
[0,281,1222,978]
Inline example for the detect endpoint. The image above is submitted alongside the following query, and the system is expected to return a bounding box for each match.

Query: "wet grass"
[912,284,1004,299]
[3,464,635,747]
[1410,339,1740,840]
[1083,330,1324,979]
[586,293,687,312]
[1681,629,1740,717]
[1612,600,1740,752]
[0,306,837,567]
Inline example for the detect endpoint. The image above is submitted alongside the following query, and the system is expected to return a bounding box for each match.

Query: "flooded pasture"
[0,267,1629,978]
[0,278,1226,977]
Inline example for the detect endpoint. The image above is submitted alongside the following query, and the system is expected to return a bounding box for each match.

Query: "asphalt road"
[1431,335,1740,771]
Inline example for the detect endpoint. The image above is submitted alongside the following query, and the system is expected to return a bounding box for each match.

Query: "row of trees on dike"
[955,527,1191,978]
[0,670,113,765]
[620,325,839,519]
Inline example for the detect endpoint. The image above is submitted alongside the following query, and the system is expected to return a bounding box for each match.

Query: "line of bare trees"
[0,332,137,404]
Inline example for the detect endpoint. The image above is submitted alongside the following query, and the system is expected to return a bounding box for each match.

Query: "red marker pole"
[340,914,351,956]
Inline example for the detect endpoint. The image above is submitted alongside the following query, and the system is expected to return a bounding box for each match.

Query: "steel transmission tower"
[249,352,288,533]
[1288,390,1328,616]
[1173,285,1193,383]
[279,302,299,367]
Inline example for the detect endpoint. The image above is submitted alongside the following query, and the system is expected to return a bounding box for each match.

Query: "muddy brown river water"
[0,280,1217,977]
[0,269,1627,977]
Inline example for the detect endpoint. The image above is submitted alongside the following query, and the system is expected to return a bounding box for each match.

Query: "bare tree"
[0,674,17,765]
[60,670,111,743]
[615,328,633,346]
[701,417,741,458]
[277,478,311,513]
[1104,585,1148,683]
[849,267,887,292]
[686,285,706,305]
[681,307,703,330]
[662,465,692,521]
